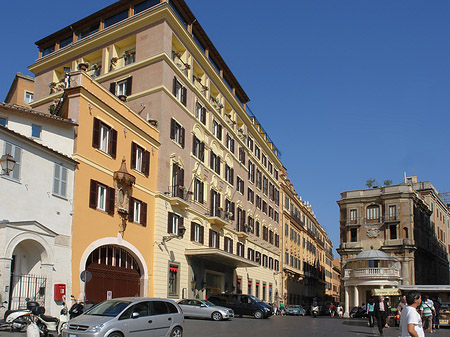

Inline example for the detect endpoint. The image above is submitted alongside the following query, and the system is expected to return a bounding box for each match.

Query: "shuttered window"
[92,118,117,158]
[128,197,147,226]
[131,142,150,176]
[89,179,115,216]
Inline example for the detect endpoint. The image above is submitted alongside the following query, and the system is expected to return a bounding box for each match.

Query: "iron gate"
[8,274,46,310]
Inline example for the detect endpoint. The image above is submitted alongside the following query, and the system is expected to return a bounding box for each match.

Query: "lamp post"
[0,153,16,176]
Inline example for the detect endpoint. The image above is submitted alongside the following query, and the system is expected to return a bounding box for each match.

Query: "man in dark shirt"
[374,296,390,335]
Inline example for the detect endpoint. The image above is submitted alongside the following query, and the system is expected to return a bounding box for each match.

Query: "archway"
[84,245,141,304]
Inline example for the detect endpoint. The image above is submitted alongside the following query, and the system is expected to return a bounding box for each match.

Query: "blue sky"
[1,0,450,256]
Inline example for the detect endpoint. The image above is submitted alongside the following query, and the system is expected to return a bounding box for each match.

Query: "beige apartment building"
[337,177,449,315]
[332,258,341,304]
[5,73,34,108]
[28,0,283,303]
[280,172,334,305]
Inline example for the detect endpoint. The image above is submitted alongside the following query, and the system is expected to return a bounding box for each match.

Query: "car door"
[191,300,208,319]
[238,295,253,316]
[178,300,195,317]
[149,301,173,337]
[119,301,154,337]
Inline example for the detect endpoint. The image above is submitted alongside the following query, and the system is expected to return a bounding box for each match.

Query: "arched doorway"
[85,245,141,303]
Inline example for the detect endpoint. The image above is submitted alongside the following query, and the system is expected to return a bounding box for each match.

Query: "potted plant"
[118,94,127,102]
[110,57,119,65]
[77,62,90,71]
[148,119,158,127]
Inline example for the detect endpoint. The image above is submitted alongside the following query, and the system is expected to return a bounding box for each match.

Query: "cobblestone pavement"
[0,315,448,337]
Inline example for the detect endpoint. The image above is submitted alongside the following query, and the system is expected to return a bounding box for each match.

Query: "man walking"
[374,296,389,335]
[419,296,435,334]
[400,292,424,337]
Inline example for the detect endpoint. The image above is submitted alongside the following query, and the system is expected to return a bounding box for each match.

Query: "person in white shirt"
[400,292,424,337]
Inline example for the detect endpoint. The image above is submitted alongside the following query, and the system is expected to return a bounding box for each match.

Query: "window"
[171,163,184,198]
[269,230,274,244]
[274,169,278,180]
[225,164,234,184]
[195,102,206,124]
[236,176,244,194]
[350,228,358,242]
[89,180,115,215]
[170,118,185,148]
[268,162,273,174]
[129,197,147,226]
[274,211,279,223]
[236,242,244,257]
[59,36,73,49]
[53,164,67,198]
[256,169,262,189]
[31,124,41,138]
[238,147,245,165]
[134,0,159,14]
[3,142,21,180]
[209,229,220,248]
[124,51,136,66]
[92,118,117,158]
[261,154,267,167]
[0,117,6,127]
[226,134,234,153]
[254,145,260,159]
[350,209,357,222]
[275,234,279,247]
[263,226,268,241]
[256,195,262,209]
[255,282,260,298]
[41,45,55,57]
[212,120,222,140]
[285,223,289,236]
[25,91,33,104]
[192,135,205,162]
[210,189,221,217]
[168,264,179,296]
[390,224,398,240]
[210,152,220,174]
[389,205,397,219]
[263,176,268,195]
[248,279,252,294]
[225,199,235,220]
[247,136,253,151]
[193,178,204,203]
[104,10,129,28]
[191,222,204,244]
[131,143,150,175]
[172,77,187,106]
[248,160,255,183]
[248,248,255,261]
[262,201,267,214]
[366,205,380,221]
[247,188,254,204]
[256,221,260,237]
[268,206,273,219]
[109,77,132,97]
[168,212,184,235]
[236,208,246,232]
[224,237,233,253]
[77,24,99,40]
[248,216,254,233]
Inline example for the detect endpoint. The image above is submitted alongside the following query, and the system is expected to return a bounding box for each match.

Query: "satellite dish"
[80,270,93,283]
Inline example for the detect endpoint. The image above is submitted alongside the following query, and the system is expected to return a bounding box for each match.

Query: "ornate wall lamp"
[113,158,136,237]
[0,153,16,176]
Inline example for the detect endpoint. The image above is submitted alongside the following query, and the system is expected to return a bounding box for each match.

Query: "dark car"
[349,306,368,318]
[207,294,273,319]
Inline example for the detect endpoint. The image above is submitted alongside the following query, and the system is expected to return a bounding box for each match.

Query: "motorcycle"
[29,298,69,337]
[0,300,32,332]
[68,295,94,319]
[311,304,319,318]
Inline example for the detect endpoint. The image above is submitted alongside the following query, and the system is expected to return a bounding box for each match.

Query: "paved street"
[2,315,447,337]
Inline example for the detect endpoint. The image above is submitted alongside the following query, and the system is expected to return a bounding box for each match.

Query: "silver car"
[62,297,184,337]
[177,299,234,321]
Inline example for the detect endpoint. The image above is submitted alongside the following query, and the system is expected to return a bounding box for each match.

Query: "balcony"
[344,267,401,279]
[207,209,231,229]
[166,185,190,209]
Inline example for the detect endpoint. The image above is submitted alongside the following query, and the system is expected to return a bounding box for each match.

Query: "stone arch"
[192,123,206,142]
[5,232,53,266]
[79,237,149,299]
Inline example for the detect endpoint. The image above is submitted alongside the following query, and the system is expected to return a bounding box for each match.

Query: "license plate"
[69,334,77,337]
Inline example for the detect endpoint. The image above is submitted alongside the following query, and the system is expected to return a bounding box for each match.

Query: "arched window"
[366,205,380,221]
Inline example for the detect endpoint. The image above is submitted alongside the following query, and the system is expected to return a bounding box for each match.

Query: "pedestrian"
[273,302,278,316]
[361,302,367,311]
[432,297,441,330]
[400,292,424,337]
[337,304,343,318]
[419,296,435,334]
[396,296,407,327]
[330,302,335,317]
[374,296,389,335]
[280,301,285,316]
[367,297,375,327]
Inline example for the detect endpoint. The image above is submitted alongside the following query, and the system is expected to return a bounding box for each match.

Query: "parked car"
[349,306,368,318]
[285,305,306,316]
[207,294,273,319]
[177,299,233,321]
[62,297,184,337]
[439,302,450,327]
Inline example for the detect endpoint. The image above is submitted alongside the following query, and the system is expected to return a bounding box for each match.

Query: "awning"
[371,288,402,296]
[185,248,260,268]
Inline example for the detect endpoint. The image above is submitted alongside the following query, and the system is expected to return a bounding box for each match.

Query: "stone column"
[344,286,350,318]
[354,286,359,308]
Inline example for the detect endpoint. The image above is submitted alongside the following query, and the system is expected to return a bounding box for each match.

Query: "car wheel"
[254,310,263,319]
[212,312,223,321]
[170,326,183,337]
[108,333,123,337]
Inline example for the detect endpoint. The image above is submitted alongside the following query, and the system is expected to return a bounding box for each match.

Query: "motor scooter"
[0,300,32,331]
[31,298,69,337]
[68,295,94,319]
[311,304,319,318]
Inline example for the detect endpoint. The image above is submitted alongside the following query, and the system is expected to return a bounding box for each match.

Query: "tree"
[366,178,376,188]
[384,179,392,186]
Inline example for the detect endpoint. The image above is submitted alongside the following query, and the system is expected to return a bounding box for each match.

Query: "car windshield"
[85,300,131,317]
[203,301,215,306]
[247,295,261,303]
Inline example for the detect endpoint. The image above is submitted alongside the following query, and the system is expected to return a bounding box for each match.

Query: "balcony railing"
[166,185,190,209]
[344,268,400,279]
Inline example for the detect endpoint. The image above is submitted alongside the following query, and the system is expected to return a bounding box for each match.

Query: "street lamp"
[0,153,16,176]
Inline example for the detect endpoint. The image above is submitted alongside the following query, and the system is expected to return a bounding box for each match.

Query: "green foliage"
[366,178,376,188]
[384,179,392,186]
